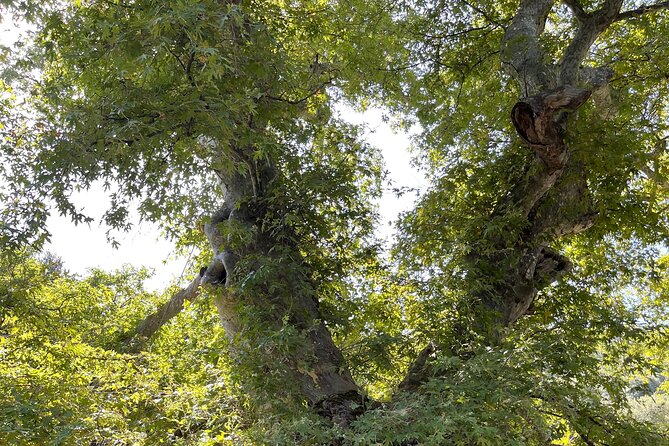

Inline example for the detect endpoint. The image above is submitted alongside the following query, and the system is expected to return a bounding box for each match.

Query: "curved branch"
[397,342,438,392]
[616,1,669,21]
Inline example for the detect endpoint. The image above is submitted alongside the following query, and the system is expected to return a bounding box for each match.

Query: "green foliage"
[0,251,245,445]
[1,0,669,444]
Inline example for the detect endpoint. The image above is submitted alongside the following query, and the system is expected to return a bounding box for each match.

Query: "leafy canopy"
[1,0,668,444]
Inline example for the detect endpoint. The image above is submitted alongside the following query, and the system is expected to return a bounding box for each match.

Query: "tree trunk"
[201,153,364,424]
[397,0,624,389]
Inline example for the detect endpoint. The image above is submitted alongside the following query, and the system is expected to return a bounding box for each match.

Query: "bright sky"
[1,21,426,291]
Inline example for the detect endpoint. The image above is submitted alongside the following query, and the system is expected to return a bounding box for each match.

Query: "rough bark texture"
[500,0,555,95]
[475,0,629,333]
[200,150,362,421]
[396,0,639,391]
[559,0,623,85]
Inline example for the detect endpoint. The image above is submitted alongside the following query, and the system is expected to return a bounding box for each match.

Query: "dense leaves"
[1,0,669,444]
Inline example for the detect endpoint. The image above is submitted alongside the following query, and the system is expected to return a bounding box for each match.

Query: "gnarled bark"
[394,0,625,391]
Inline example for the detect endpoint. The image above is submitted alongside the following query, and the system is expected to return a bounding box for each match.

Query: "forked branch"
[559,0,623,84]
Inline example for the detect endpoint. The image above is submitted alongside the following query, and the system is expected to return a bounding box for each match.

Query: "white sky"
[1,21,427,291]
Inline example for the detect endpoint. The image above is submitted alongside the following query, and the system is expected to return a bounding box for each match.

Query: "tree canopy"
[1,0,668,444]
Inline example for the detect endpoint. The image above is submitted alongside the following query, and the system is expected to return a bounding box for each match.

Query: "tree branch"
[616,1,669,21]
[265,78,332,106]
[559,0,623,85]
[461,0,505,27]
[511,86,590,171]
[121,271,203,352]
[562,0,589,22]
[397,343,437,392]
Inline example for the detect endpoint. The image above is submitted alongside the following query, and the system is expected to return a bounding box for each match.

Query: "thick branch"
[596,0,624,22]
[529,162,598,239]
[466,87,592,340]
[501,0,556,95]
[641,137,669,190]
[559,0,623,85]
[122,272,203,352]
[396,0,614,400]
[398,343,437,392]
[505,163,566,216]
[511,86,590,171]
[532,201,597,239]
[616,1,669,21]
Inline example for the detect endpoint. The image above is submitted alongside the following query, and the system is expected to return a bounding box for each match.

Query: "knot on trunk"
[201,260,228,285]
[532,246,572,284]
[512,86,591,171]
[313,390,370,427]
[506,246,572,324]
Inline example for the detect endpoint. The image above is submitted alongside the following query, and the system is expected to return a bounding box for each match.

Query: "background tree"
[1,0,668,444]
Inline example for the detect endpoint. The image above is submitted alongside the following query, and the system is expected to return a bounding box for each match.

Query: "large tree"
[1,0,668,444]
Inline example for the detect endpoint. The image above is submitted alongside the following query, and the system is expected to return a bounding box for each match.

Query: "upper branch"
[501,0,556,95]
[616,1,669,21]
[461,0,505,27]
[563,0,589,21]
[559,0,623,85]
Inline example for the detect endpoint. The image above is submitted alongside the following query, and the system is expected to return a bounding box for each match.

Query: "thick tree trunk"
[396,0,626,391]
[201,155,364,424]
[464,0,631,340]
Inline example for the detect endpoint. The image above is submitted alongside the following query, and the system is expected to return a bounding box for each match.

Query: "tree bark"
[200,152,363,424]
[472,0,622,334]
[395,0,627,390]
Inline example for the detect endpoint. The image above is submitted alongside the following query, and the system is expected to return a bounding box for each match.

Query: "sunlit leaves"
[1,0,669,443]
[0,251,240,445]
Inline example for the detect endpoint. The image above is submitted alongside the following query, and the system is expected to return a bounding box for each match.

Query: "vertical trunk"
[201,154,363,424]
[408,1,619,365]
